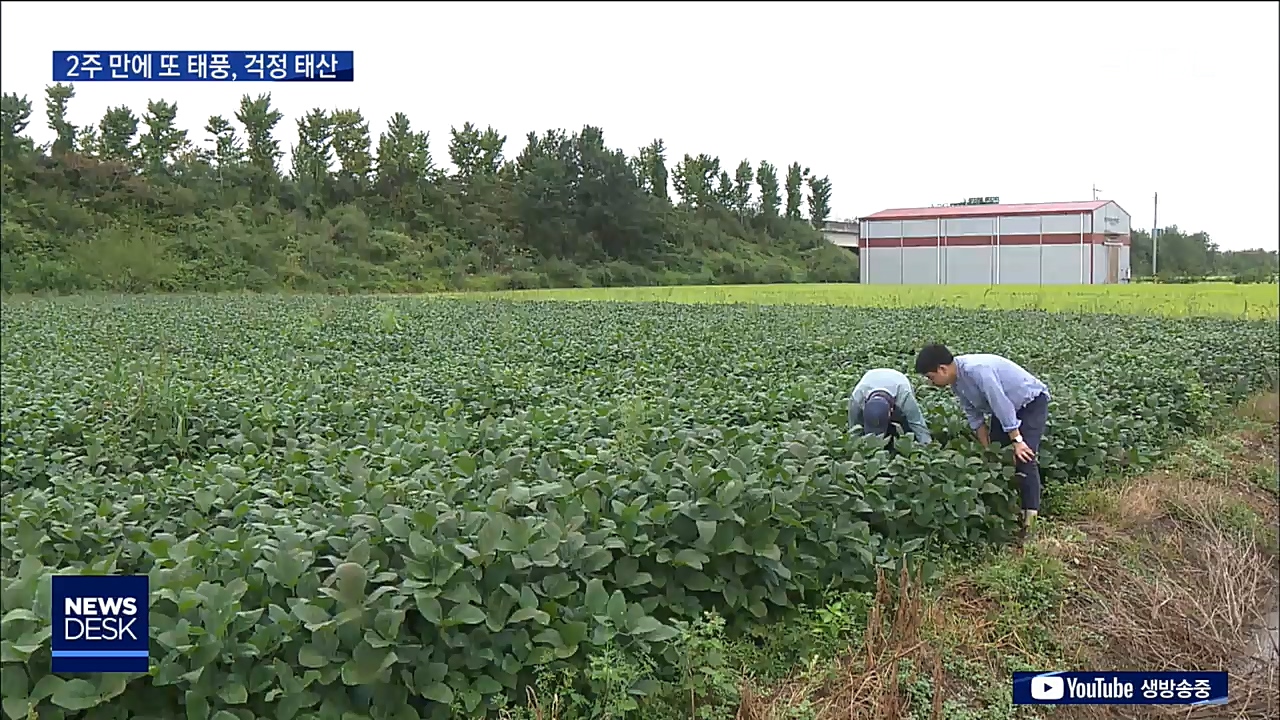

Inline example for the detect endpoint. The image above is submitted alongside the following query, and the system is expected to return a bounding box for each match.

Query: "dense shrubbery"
[1127,228,1277,282]
[3,296,1277,719]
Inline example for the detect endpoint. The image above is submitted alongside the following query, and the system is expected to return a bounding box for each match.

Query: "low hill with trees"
[0,85,859,294]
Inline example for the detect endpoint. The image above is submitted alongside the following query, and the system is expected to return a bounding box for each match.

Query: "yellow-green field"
[440,283,1280,320]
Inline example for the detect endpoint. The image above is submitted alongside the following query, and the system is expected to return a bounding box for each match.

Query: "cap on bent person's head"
[861,394,892,437]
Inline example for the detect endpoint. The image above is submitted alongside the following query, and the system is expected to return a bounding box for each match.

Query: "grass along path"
[435,283,1280,320]
[735,392,1280,720]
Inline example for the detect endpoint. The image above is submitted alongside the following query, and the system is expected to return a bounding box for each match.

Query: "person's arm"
[848,388,863,429]
[955,389,985,435]
[896,386,932,445]
[976,366,1023,438]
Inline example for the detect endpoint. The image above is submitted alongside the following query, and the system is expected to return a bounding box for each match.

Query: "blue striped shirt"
[952,354,1049,433]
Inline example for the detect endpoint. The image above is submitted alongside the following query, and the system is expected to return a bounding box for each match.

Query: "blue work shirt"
[848,368,932,444]
[952,354,1049,433]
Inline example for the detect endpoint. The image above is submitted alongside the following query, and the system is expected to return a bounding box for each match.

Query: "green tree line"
[0,84,859,294]
[1129,228,1278,283]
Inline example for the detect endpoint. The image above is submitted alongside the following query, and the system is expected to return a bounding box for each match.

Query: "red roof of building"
[863,200,1111,221]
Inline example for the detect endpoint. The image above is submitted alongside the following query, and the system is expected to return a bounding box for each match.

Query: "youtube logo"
[1031,676,1065,701]
[1014,671,1217,706]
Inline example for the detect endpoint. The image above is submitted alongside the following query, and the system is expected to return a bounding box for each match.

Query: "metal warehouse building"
[857,200,1132,285]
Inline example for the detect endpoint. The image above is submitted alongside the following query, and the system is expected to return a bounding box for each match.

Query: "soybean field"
[2,294,1277,719]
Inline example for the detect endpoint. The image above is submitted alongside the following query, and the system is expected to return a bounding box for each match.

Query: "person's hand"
[1013,440,1036,464]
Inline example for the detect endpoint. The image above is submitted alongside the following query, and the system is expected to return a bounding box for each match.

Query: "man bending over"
[848,367,933,446]
[914,344,1050,540]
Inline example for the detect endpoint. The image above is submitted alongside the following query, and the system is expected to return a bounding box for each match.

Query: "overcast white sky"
[2,1,1277,250]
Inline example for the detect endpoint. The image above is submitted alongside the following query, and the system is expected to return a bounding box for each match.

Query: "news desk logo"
[1013,671,1228,706]
[52,575,149,673]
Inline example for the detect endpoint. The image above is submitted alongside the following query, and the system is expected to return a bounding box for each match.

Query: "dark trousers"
[989,392,1049,512]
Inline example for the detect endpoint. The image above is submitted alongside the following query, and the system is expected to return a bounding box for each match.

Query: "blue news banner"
[52,575,150,673]
[1013,671,1228,706]
[52,51,354,82]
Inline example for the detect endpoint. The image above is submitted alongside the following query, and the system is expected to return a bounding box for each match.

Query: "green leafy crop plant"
[2,295,1277,719]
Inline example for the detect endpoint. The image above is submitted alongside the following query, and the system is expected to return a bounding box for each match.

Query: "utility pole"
[1152,192,1159,278]
[1092,184,1101,200]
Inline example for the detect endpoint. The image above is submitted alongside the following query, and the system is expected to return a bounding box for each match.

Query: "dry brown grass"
[1047,525,1278,719]
[742,392,1280,720]
[736,565,948,720]
[1044,393,1280,719]
[1238,392,1280,427]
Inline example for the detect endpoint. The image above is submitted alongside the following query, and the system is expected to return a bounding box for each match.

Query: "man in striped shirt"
[914,343,1050,540]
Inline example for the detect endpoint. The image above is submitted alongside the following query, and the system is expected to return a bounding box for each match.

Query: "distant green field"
[441,283,1280,319]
